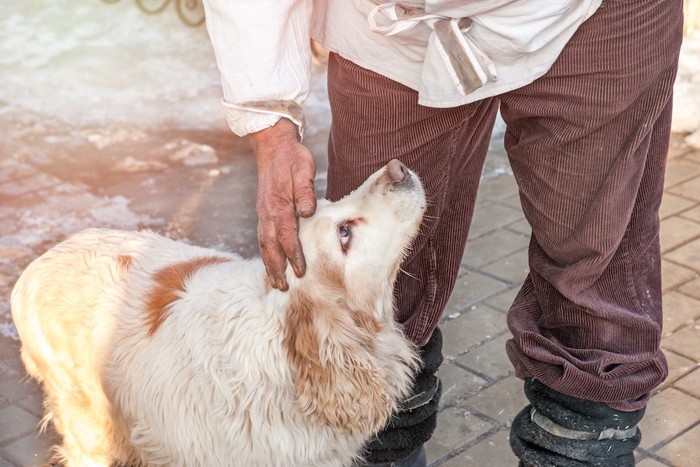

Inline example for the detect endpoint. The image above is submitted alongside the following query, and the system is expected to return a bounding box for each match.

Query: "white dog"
[11,160,426,467]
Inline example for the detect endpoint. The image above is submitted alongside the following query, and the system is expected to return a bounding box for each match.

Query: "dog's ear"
[284,290,393,438]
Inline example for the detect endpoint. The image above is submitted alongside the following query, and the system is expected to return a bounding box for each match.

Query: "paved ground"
[1,101,699,466]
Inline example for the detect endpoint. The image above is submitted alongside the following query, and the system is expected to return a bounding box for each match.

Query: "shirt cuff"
[221,99,306,140]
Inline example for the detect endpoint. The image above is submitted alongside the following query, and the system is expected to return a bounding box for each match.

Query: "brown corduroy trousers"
[324,0,683,411]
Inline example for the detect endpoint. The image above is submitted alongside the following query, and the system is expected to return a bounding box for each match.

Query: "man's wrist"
[222,99,305,140]
[250,118,299,150]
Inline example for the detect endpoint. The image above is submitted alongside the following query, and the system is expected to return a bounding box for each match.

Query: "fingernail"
[299,202,312,214]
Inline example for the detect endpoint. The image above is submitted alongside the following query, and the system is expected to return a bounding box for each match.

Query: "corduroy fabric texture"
[326,53,499,348]
[324,0,682,416]
[501,0,683,411]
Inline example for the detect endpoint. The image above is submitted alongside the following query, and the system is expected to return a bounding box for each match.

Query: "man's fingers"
[293,158,317,218]
[258,220,289,291]
[250,120,317,288]
[277,222,305,278]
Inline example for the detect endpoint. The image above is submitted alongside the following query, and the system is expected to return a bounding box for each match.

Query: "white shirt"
[201,0,603,138]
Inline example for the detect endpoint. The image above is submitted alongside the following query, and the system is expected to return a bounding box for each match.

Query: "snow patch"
[164,139,218,166]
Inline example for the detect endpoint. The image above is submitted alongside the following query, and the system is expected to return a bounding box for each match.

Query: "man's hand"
[249,118,316,291]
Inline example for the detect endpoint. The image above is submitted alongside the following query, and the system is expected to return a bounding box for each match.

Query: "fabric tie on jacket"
[367,3,498,98]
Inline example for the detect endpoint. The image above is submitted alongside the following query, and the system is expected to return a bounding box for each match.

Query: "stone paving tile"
[654,423,700,467]
[667,135,694,160]
[472,190,496,213]
[662,291,700,336]
[500,193,523,211]
[1,429,57,467]
[464,375,528,427]
[660,192,697,219]
[468,203,526,240]
[683,148,700,162]
[14,392,45,420]
[678,277,700,299]
[679,204,700,223]
[503,218,532,236]
[673,367,700,398]
[0,379,32,405]
[664,158,700,188]
[660,216,700,253]
[0,375,45,420]
[483,286,520,312]
[664,237,700,271]
[636,457,673,467]
[480,249,529,285]
[475,174,519,203]
[440,305,508,357]
[426,404,495,464]
[660,350,699,390]
[0,406,39,444]
[454,333,513,381]
[662,320,700,362]
[462,228,529,269]
[668,176,700,202]
[437,362,488,408]
[445,271,510,315]
[439,429,517,467]
[638,387,700,450]
[0,338,24,381]
[661,260,698,292]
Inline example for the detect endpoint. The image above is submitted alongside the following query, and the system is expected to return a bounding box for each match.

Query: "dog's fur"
[11,161,426,467]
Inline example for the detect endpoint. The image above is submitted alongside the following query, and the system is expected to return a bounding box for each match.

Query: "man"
[200,1,683,465]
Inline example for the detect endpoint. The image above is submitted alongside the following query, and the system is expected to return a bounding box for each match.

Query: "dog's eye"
[339,225,352,249]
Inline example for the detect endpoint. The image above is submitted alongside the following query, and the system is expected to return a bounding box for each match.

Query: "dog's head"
[284,160,425,438]
[296,158,425,313]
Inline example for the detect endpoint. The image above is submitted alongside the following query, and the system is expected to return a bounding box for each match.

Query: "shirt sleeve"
[201,0,312,138]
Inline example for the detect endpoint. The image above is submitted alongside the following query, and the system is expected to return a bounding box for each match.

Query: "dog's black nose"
[387,159,409,184]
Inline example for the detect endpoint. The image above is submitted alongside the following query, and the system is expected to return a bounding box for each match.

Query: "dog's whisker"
[399,267,421,282]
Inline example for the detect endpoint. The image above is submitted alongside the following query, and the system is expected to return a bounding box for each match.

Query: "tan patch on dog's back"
[145,256,229,336]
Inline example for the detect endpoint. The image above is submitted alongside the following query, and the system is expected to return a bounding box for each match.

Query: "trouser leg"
[325,53,498,463]
[498,0,683,464]
[326,52,499,347]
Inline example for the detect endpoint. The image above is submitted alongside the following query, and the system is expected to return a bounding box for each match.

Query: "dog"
[11,159,426,467]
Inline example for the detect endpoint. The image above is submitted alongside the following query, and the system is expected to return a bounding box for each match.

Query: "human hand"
[249,118,316,291]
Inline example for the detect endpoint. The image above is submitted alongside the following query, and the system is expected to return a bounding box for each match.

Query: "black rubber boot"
[357,328,443,467]
[357,445,427,467]
[510,378,645,467]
